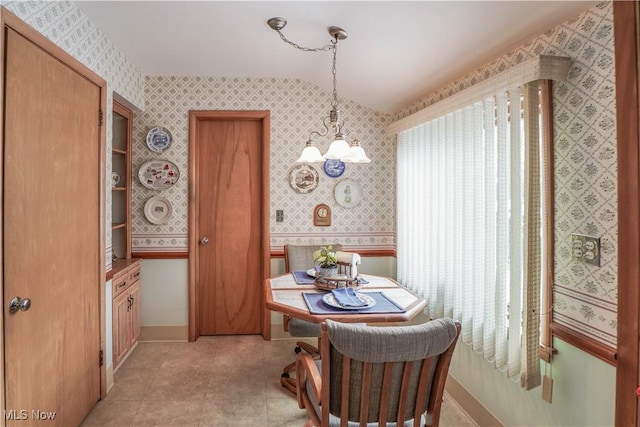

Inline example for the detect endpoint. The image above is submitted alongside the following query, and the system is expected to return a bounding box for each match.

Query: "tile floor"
[82,335,477,427]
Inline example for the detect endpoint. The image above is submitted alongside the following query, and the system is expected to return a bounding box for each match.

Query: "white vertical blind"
[397,83,544,386]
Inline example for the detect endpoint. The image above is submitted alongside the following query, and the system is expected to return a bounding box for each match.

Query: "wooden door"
[190,111,270,336]
[3,26,103,425]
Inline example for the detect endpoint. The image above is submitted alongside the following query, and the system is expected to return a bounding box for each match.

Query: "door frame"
[614,1,640,425]
[0,5,107,416]
[187,110,271,342]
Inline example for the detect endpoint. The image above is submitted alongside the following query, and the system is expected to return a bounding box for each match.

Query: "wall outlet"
[276,210,284,222]
[571,233,600,267]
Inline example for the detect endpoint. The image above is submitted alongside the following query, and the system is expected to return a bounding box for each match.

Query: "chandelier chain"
[331,41,338,109]
[275,29,334,53]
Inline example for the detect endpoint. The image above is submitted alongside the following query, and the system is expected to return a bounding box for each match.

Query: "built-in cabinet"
[112,100,132,259]
[112,259,141,369]
[110,100,141,371]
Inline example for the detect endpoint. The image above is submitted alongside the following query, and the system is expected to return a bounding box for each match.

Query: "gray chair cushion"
[288,317,322,337]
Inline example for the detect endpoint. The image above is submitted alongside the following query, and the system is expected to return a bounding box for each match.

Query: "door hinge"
[99,349,104,366]
[99,110,103,127]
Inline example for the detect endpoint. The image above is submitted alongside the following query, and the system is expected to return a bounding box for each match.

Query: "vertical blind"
[397,82,543,388]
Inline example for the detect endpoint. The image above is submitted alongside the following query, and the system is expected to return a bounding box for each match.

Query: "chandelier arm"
[308,117,333,140]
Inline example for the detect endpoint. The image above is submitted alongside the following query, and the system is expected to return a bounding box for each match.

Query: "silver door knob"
[9,296,31,314]
[200,237,209,245]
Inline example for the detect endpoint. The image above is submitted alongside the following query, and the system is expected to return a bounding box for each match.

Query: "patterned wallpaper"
[132,77,395,253]
[4,0,146,272]
[6,1,617,346]
[394,2,617,348]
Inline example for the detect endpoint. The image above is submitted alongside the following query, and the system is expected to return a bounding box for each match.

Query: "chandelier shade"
[296,140,325,163]
[268,17,371,164]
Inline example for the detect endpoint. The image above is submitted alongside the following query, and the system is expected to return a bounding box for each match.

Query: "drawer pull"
[119,281,127,288]
[132,271,140,280]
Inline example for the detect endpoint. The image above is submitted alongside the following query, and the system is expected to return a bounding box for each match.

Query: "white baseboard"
[446,374,503,426]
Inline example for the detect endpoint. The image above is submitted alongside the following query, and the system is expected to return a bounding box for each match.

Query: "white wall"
[140,259,189,326]
[450,338,615,426]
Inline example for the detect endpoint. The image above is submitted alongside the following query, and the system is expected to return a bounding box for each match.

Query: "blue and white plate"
[323,159,345,178]
[146,127,173,153]
[322,292,376,310]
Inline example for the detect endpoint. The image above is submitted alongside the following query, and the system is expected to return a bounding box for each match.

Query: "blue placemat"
[302,291,406,315]
[292,270,315,285]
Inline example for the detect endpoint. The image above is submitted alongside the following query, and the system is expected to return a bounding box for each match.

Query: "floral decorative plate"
[138,160,180,190]
[289,164,319,194]
[146,127,173,153]
[144,196,173,225]
[323,159,345,178]
[334,178,362,208]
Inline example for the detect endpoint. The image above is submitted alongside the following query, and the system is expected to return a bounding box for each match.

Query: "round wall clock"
[289,164,319,194]
[323,159,345,178]
[334,178,362,208]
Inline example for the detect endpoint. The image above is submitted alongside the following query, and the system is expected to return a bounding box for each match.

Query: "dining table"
[263,271,428,393]
[264,272,427,328]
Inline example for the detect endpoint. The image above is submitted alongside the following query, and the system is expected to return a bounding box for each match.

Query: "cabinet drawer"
[128,264,141,283]
[112,273,131,298]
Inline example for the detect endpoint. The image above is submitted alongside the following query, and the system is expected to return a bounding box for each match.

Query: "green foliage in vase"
[313,245,337,268]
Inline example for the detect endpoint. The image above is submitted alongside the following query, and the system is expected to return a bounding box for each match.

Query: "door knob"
[9,296,31,314]
[200,237,209,245]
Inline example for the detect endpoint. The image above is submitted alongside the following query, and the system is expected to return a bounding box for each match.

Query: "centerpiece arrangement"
[313,245,338,278]
[313,245,362,291]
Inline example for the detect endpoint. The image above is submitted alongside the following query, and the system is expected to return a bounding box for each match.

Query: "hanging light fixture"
[267,17,371,164]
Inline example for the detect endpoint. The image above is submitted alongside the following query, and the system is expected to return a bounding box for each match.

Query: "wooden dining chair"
[281,243,343,394]
[296,318,462,427]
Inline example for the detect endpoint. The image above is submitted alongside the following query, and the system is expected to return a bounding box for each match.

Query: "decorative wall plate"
[289,164,319,194]
[138,160,180,190]
[334,178,362,208]
[323,159,345,178]
[144,196,173,225]
[146,127,173,153]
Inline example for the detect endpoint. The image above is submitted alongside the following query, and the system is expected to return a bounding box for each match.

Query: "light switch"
[571,233,600,267]
[276,210,284,222]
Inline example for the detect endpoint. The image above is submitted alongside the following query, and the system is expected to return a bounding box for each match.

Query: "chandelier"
[267,17,371,164]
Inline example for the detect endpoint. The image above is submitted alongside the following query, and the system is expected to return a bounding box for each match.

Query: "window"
[391,56,567,388]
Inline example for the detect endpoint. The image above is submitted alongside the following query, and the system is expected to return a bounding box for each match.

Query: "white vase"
[318,266,338,278]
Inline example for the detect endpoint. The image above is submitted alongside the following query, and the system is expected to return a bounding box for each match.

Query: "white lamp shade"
[342,145,371,163]
[296,144,324,163]
[323,138,350,160]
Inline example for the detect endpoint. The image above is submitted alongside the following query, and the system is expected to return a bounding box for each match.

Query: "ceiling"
[74,1,599,114]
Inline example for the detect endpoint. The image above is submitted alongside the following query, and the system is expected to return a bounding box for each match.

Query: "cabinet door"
[129,282,141,346]
[113,290,131,368]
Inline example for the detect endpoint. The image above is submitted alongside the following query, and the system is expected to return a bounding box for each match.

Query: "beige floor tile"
[199,397,267,427]
[266,397,309,427]
[161,342,220,371]
[80,400,139,426]
[88,339,477,426]
[107,367,157,401]
[130,400,203,426]
[145,366,211,401]
[207,365,266,399]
